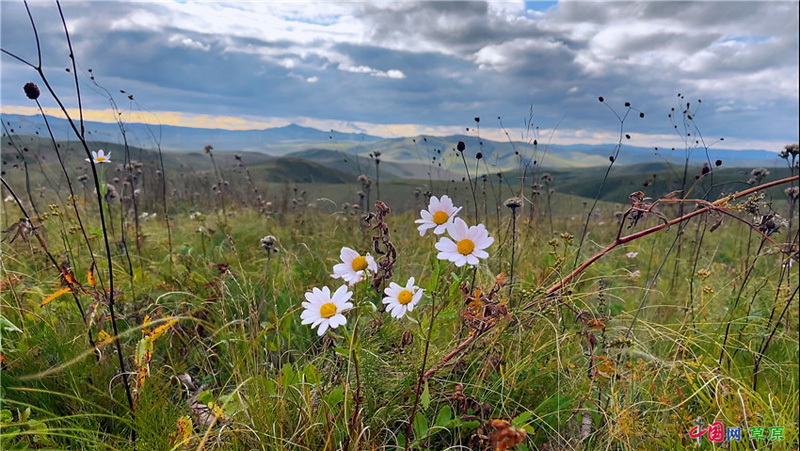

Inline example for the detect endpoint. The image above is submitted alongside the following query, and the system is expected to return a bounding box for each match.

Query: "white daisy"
[301,285,353,336]
[85,149,111,164]
[435,218,494,267]
[415,195,462,236]
[382,277,424,319]
[626,252,638,259]
[331,246,378,285]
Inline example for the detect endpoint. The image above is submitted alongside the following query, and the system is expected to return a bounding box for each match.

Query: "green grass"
[1,175,798,450]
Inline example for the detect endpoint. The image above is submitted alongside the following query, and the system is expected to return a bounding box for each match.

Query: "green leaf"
[434,406,452,427]
[512,411,532,427]
[264,380,277,396]
[196,390,213,405]
[0,315,22,333]
[413,411,428,441]
[1,409,13,424]
[280,364,298,388]
[20,408,30,423]
[459,420,480,429]
[421,381,430,410]
[303,363,319,384]
[324,386,345,407]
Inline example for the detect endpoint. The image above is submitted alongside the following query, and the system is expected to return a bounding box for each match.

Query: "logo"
[689,418,784,444]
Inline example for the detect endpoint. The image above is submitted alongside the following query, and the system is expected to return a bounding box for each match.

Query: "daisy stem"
[406,273,439,450]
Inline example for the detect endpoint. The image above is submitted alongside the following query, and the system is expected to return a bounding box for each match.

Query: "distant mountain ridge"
[1,113,784,169]
[2,113,382,152]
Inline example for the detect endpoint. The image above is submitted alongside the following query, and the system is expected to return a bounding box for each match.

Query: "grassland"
[1,153,798,450]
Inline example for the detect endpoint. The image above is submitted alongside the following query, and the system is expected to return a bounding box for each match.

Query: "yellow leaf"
[172,416,193,445]
[41,287,72,306]
[97,330,113,345]
[62,269,78,288]
[87,264,96,287]
[142,314,152,335]
[149,319,178,340]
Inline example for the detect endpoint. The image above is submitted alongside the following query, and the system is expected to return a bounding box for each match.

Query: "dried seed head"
[504,197,522,209]
[260,235,277,252]
[24,82,40,100]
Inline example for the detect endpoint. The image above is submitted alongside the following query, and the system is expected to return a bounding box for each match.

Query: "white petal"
[453,254,468,267]
[340,247,358,262]
[316,321,329,336]
[435,237,457,252]
[466,254,479,266]
[419,210,433,221]
[332,285,351,302]
[474,249,489,259]
[330,314,347,328]
[417,222,435,236]
[476,235,495,249]
[439,195,453,210]
[366,255,378,272]
[448,218,468,240]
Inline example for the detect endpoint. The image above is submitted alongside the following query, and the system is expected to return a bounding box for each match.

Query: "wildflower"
[85,149,111,164]
[629,270,641,278]
[626,252,638,259]
[301,285,352,336]
[747,167,770,185]
[415,195,462,236]
[260,235,277,252]
[332,246,377,285]
[23,82,40,100]
[382,277,424,319]
[435,218,494,267]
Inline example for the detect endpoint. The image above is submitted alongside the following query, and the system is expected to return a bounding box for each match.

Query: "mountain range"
[1,113,785,173]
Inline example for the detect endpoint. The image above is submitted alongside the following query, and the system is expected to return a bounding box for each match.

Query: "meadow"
[1,4,799,449]
[1,135,798,450]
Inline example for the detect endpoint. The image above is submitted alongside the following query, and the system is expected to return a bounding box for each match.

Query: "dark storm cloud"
[1,1,797,148]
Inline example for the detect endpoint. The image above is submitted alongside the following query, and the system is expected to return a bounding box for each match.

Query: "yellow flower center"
[96,157,106,162]
[351,255,368,271]
[398,289,414,305]
[319,302,337,319]
[457,238,475,255]
[432,210,449,225]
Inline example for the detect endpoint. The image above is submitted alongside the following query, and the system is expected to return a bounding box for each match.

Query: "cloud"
[1,1,797,151]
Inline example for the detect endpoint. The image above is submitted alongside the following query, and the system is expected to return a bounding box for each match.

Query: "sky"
[1,1,798,151]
